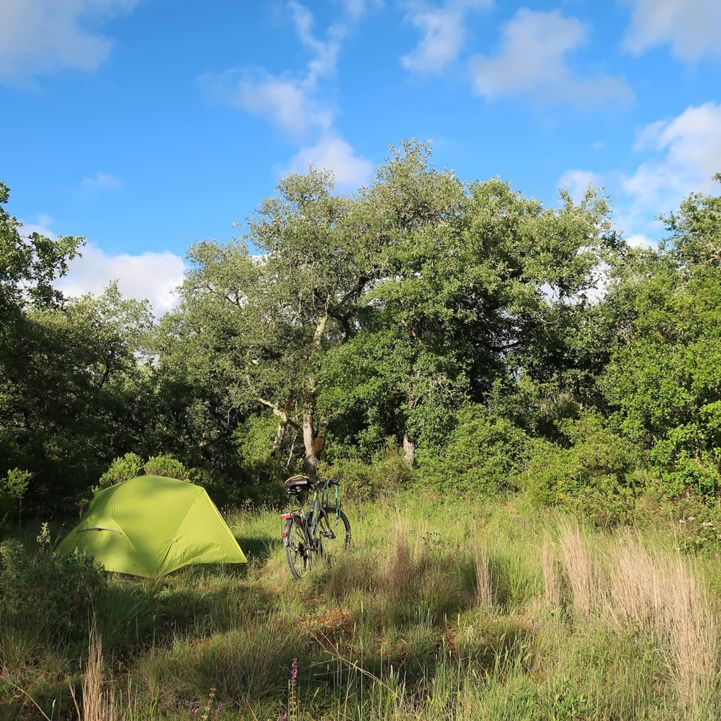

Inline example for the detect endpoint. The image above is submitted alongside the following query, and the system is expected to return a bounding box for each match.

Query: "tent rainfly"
[57,475,247,578]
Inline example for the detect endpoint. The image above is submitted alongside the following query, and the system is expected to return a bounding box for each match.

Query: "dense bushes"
[602,265,721,499]
[320,444,413,502]
[97,452,145,488]
[0,531,105,645]
[417,406,529,494]
[522,413,640,525]
[0,468,30,523]
[143,454,190,481]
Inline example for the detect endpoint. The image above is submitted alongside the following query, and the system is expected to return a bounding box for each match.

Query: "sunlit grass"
[3,494,721,720]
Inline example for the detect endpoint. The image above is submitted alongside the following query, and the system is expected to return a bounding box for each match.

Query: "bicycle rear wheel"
[316,507,351,564]
[284,516,311,579]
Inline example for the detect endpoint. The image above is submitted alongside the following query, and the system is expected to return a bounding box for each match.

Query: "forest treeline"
[2,142,720,526]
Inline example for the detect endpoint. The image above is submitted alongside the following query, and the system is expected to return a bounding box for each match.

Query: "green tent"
[57,475,247,578]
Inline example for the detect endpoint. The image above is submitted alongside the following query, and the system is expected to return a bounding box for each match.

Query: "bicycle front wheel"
[316,507,351,564]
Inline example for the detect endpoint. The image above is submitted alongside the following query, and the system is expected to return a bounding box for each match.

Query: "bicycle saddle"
[284,474,311,490]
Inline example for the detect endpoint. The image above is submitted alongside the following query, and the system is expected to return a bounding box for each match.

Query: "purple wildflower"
[290,657,298,682]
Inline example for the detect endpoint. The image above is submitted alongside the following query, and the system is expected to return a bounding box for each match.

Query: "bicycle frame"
[281,479,340,552]
[281,477,349,579]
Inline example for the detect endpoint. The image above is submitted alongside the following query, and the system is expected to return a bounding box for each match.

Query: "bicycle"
[280,474,351,579]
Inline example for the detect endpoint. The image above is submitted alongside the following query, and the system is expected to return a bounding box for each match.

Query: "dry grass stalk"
[558,523,595,615]
[605,533,663,627]
[382,519,416,595]
[665,555,717,715]
[472,541,493,609]
[72,623,119,721]
[541,536,560,608]
[606,535,718,714]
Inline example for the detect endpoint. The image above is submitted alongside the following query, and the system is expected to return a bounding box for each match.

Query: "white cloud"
[621,102,721,232]
[468,8,633,106]
[201,1,360,140]
[56,244,185,315]
[288,0,344,84]
[204,1,374,190]
[626,233,654,249]
[342,0,383,20]
[558,169,603,203]
[20,216,184,314]
[0,0,136,84]
[286,135,373,190]
[20,214,55,239]
[201,68,333,140]
[82,172,123,191]
[402,0,490,74]
[623,0,721,61]
[557,103,721,241]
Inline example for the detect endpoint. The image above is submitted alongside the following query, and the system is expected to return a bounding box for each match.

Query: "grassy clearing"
[2,495,721,720]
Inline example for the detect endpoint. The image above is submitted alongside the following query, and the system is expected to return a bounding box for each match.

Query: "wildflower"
[288,658,298,721]
[200,688,216,721]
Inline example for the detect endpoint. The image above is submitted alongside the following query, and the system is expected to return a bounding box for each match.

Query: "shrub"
[0,467,31,521]
[600,263,721,500]
[230,414,287,504]
[642,492,721,554]
[98,452,144,489]
[0,532,105,645]
[417,405,528,494]
[320,443,412,502]
[523,412,639,526]
[143,455,190,481]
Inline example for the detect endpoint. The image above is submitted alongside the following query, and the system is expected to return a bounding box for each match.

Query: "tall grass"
[559,522,596,615]
[473,540,493,609]
[554,524,718,715]
[541,535,560,608]
[606,534,718,713]
[70,624,119,721]
[3,497,721,720]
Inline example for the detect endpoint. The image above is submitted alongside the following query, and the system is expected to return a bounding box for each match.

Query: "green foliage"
[143,454,190,480]
[0,181,82,316]
[666,494,721,554]
[417,406,529,494]
[1,281,154,511]
[230,414,287,502]
[523,412,639,525]
[320,444,412,501]
[0,468,31,520]
[661,174,721,268]
[0,535,105,645]
[0,160,719,517]
[98,452,144,488]
[602,263,721,498]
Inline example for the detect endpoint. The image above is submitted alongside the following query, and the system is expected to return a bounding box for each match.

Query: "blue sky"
[1,0,720,311]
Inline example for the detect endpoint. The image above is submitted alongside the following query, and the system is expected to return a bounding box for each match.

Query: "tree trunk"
[302,408,325,476]
[402,433,416,466]
[271,418,288,455]
[301,311,329,476]
[269,397,294,456]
